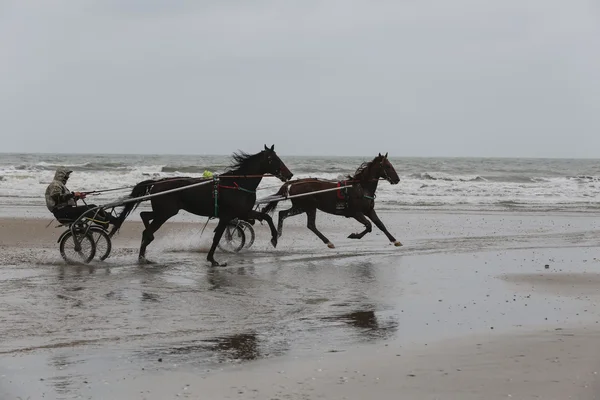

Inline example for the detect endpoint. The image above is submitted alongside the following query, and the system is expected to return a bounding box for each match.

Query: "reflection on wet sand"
[57,265,95,281]
[207,269,229,291]
[56,263,112,282]
[324,310,399,341]
[350,261,376,281]
[206,266,255,291]
[47,353,79,396]
[212,332,260,361]
[141,292,160,302]
[145,332,264,365]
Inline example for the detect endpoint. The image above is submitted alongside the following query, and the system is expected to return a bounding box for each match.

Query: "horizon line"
[0,151,598,161]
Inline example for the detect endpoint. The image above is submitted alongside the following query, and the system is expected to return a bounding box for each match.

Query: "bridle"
[266,152,291,182]
[379,159,394,184]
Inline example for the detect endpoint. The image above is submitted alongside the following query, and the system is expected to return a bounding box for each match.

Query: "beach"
[3,0,600,394]
[1,208,600,399]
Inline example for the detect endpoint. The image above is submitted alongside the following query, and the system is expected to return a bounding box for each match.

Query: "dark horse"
[261,153,401,248]
[114,145,293,266]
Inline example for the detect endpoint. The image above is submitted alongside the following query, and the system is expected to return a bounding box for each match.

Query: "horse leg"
[108,209,153,238]
[277,206,304,238]
[306,208,334,249]
[138,215,170,264]
[207,218,232,267]
[347,212,372,239]
[367,208,402,246]
[247,209,278,248]
[140,211,154,229]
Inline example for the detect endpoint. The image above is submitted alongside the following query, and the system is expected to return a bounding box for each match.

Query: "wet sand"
[1,210,600,399]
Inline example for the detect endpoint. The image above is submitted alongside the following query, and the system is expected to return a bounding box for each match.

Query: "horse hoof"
[348,233,358,239]
[210,260,228,267]
[138,258,154,265]
[393,241,403,247]
[327,242,335,249]
[271,238,278,248]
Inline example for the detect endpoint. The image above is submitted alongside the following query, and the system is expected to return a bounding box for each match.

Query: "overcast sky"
[1,0,599,157]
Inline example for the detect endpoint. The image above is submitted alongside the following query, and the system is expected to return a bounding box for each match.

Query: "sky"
[1,0,599,157]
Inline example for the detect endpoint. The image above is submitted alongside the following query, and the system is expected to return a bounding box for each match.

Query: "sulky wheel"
[59,230,96,264]
[217,224,246,253]
[89,226,112,261]
[237,220,256,249]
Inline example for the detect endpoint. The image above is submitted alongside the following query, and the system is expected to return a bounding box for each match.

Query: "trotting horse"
[114,145,293,266]
[261,153,401,248]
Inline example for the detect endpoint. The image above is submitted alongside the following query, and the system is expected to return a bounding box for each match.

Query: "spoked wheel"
[237,220,256,249]
[59,231,96,264]
[90,227,112,261]
[218,224,246,253]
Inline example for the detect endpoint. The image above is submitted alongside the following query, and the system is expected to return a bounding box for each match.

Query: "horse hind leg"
[138,215,170,264]
[306,208,334,248]
[277,206,304,238]
[246,209,278,248]
[140,211,154,229]
[348,212,373,240]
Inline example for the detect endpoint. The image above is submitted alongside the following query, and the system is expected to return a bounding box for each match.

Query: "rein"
[83,174,277,195]
[212,176,260,217]
[218,182,256,193]
[335,162,389,201]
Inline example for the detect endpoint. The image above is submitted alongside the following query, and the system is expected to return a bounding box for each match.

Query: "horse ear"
[264,144,268,151]
[378,152,382,157]
[385,152,388,158]
[271,144,275,151]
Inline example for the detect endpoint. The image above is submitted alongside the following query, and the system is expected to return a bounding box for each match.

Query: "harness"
[211,177,256,217]
[335,179,376,209]
[336,180,351,210]
[336,180,349,201]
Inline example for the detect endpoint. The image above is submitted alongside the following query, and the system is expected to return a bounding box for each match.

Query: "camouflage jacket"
[45,168,76,212]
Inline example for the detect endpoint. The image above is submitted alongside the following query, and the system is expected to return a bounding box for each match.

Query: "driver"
[45,167,119,227]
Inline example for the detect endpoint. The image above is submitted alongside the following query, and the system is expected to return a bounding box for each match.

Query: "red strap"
[218,182,239,190]
[337,181,345,200]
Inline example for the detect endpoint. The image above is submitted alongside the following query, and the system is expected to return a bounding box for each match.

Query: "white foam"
[1,161,599,212]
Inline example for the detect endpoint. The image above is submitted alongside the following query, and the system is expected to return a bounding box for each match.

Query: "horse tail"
[261,182,292,215]
[112,179,155,233]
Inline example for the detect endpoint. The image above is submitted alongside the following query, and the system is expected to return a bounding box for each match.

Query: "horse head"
[375,153,400,184]
[261,144,293,182]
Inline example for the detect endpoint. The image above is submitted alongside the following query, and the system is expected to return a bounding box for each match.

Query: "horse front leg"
[366,208,402,246]
[247,209,278,248]
[207,218,232,267]
[347,212,373,239]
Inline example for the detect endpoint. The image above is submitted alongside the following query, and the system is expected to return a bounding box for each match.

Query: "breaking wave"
[1,154,600,212]
[413,172,487,182]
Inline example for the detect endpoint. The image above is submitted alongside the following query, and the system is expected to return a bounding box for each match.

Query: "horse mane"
[348,157,379,181]
[227,150,264,172]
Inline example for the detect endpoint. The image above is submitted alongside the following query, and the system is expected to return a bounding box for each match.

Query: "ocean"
[0,153,599,214]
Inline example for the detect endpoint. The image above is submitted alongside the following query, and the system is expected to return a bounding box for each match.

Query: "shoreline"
[2,203,600,219]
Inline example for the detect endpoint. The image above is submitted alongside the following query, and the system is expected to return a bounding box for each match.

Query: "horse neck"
[222,166,264,190]
[239,176,263,191]
[359,175,379,195]
[353,164,380,195]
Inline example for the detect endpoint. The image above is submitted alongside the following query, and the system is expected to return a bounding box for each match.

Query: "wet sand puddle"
[2,216,600,398]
